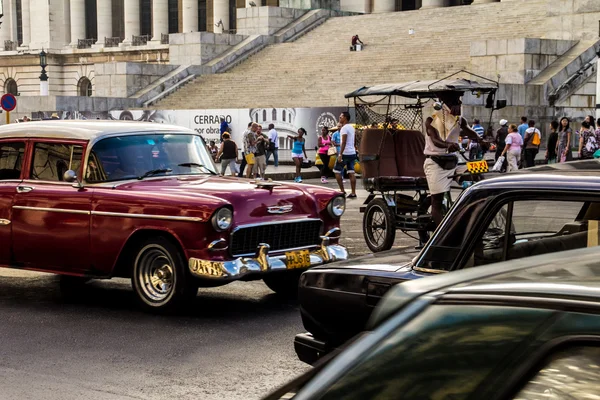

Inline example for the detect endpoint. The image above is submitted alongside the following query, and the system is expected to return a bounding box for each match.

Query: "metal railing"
[77,38,95,49]
[105,37,120,48]
[132,34,150,46]
[161,33,169,44]
[4,40,17,51]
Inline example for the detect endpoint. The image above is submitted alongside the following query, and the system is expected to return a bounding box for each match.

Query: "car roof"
[0,120,193,142]
[470,160,600,192]
[369,246,600,328]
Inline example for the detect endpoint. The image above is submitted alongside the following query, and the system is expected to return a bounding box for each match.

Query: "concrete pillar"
[20,0,31,48]
[420,0,446,8]
[95,0,113,45]
[69,0,86,47]
[182,0,198,32]
[9,0,18,44]
[122,0,141,45]
[372,0,395,13]
[0,1,11,48]
[213,0,230,32]
[152,0,169,42]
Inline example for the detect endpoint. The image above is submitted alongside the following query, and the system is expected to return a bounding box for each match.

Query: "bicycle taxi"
[346,74,506,252]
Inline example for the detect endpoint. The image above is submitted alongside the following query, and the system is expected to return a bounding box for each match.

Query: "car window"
[30,143,83,181]
[87,134,216,182]
[0,142,25,180]
[467,200,596,268]
[317,305,550,400]
[513,346,600,399]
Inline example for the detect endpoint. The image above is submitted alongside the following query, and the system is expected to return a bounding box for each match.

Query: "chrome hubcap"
[137,246,175,303]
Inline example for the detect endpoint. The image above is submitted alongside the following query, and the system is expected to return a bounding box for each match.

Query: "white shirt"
[268,129,279,148]
[340,124,356,155]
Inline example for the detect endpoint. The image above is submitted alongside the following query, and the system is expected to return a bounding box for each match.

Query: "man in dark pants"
[237,122,253,178]
[523,120,541,168]
[495,119,509,172]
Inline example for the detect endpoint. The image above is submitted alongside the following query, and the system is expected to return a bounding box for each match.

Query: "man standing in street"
[518,116,528,139]
[523,120,541,168]
[495,119,509,172]
[254,125,268,179]
[243,123,258,179]
[424,95,480,227]
[266,123,279,167]
[238,122,253,178]
[469,119,485,160]
[333,112,357,198]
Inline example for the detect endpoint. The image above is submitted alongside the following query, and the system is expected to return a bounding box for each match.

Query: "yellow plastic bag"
[245,153,255,165]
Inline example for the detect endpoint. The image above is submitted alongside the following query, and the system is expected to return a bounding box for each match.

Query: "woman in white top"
[500,124,523,172]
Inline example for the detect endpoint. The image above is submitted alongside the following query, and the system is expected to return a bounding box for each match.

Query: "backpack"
[530,129,541,146]
[582,130,599,158]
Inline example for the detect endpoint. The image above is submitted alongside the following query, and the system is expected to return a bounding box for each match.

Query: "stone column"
[182,0,198,32]
[95,0,113,46]
[213,0,230,33]
[372,0,395,13]
[151,0,169,42]
[19,0,31,48]
[122,0,141,45]
[420,0,446,8]
[69,0,86,47]
[0,1,11,48]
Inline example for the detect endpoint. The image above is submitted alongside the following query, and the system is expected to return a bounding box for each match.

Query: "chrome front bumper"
[188,238,348,280]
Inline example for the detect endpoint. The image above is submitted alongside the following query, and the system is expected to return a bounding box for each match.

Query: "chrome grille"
[230,220,322,256]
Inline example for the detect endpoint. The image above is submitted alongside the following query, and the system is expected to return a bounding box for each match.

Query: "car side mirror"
[63,170,84,189]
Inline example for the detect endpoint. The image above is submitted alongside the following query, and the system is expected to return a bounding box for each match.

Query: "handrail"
[143,74,196,107]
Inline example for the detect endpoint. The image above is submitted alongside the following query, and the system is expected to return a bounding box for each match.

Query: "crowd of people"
[488,114,600,173]
[208,113,358,198]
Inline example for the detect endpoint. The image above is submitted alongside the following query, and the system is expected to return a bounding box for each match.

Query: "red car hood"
[111,175,335,224]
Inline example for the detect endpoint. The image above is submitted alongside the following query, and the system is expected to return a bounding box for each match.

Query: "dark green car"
[267,246,600,400]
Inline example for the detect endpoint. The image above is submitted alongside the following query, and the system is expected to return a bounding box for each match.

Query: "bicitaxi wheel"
[363,198,396,253]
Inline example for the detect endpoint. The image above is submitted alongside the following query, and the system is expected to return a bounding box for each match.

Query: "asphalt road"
[0,178,419,400]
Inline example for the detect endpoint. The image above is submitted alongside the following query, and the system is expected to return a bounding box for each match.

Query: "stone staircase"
[155,0,551,109]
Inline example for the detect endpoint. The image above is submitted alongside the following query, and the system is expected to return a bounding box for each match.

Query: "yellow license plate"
[466,160,489,174]
[285,250,311,269]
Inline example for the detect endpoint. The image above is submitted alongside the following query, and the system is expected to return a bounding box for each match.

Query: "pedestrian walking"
[586,115,596,131]
[578,120,599,159]
[289,128,308,183]
[545,120,559,164]
[254,125,268,179]
[243,123,258,179]
[518,116,528,139]
[238,122,253,177]
[495,119,509,172]
[317,126,334,183]
[266,123,279,167]
[500,124,523,172]
[216,133,238,176]
[523,120,541,168]
[557,117,573,163]
[334,111,358,198]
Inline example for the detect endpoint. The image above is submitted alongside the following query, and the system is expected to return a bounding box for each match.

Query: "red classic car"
[0,121,347,311]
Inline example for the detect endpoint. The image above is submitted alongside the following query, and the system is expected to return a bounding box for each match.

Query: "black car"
[269,246,600,399]
[296,160,600,364]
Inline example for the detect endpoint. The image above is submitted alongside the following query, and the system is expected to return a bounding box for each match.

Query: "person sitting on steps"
[351,35,364,51]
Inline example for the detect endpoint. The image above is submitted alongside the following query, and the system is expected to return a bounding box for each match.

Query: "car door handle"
[16,186,34,193]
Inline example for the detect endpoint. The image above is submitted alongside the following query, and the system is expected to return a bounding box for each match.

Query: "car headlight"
[328,196,346,218]
[212,208,233,231]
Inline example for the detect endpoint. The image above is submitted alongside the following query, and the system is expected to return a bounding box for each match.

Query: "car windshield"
[86,133,217,182]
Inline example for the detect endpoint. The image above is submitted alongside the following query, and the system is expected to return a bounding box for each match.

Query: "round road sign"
[1,94,16,112]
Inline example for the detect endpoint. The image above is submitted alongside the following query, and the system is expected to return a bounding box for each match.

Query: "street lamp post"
[39,49,48,96]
